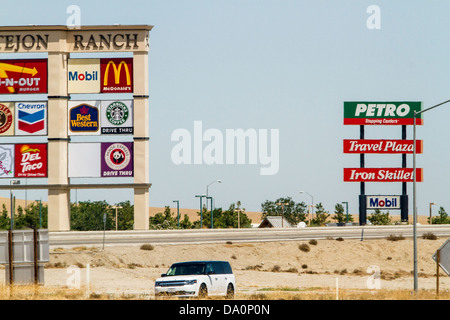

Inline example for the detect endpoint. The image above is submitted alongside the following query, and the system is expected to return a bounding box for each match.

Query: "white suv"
[155,260,235,298]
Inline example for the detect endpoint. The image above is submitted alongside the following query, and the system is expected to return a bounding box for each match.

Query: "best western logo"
[69,103,99,134]
[367,196,401,209]
[343,101,423,125]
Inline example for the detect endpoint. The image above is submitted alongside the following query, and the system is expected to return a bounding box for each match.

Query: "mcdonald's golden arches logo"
[100,58,133,93]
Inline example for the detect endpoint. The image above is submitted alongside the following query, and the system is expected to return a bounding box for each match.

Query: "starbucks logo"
[106,101,129,126]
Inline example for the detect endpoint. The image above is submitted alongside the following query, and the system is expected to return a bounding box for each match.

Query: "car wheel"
[198,283,208,298]
[226,283,234,299]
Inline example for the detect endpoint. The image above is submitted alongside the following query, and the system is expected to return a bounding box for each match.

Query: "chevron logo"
[18,109,45,134]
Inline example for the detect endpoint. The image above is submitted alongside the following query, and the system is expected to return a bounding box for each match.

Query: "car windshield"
[166,263,206,276]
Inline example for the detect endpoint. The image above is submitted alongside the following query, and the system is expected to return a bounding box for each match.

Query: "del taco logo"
[344,102,423,125]
[15,144,47,177]
[69,102,100,134]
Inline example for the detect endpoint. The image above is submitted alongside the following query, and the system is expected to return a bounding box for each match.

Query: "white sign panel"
[68,143,101,177]
[0,144,14,177]
[367,196,401,210]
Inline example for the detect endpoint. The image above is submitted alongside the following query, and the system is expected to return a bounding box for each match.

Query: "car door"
[212,262,227,294]
[205,262,221,295]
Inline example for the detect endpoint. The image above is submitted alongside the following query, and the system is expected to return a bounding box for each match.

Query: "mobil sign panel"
[344,101,422,125]
[367,196,401,210]
[0,59,47,94]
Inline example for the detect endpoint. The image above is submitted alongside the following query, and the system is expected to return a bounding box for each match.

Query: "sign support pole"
[359,125,366,225]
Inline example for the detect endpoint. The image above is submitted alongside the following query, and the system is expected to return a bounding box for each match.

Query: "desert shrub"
[422,232,437,240]
[386,234,405,241]
[140,244,154,251]
[298,243,310,252]
[309,239,318,245]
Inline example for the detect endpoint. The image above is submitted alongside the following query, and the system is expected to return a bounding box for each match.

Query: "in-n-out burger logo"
[343,168,423,182]
[343,101,423,125]
[343,139,423,154]
[15,143,47,177]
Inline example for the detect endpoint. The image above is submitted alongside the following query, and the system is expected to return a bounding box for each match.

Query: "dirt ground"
[1,236,447,298]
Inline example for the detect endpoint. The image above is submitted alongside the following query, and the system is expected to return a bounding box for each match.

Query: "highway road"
[48,224,450,248]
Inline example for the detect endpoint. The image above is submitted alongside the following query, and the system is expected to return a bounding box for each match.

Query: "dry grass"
[1,284,448,300]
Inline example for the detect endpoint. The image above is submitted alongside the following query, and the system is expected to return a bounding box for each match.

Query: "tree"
[261,197,307,225]
[0,204,10,230]
[198,203,252,229]
[431,206,450,224]
[149,206,178,229]
[368,209,392,225]
[70,200,114,231]
[311,202,330,226]
[333,203,353,223]
[113,201,134,230]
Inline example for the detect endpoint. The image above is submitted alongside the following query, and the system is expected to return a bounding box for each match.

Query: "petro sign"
[344,102,423,125]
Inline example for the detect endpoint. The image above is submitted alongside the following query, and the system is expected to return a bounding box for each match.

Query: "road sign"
[432,239,450,276]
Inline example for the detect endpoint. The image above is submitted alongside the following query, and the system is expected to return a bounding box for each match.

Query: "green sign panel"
[344,101,422,125]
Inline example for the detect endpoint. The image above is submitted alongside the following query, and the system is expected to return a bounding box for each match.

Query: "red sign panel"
[343,139,423,154]
[100,58,133,93]
[14,143,47,177]
[343,168,423,182]
[0,59,47,94]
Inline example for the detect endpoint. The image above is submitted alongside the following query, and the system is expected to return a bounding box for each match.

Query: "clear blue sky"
[1,1,450,218]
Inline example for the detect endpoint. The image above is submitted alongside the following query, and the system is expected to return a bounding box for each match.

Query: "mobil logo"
[68,70,98,81]
[68,59,101,94]
[367,196,401,209]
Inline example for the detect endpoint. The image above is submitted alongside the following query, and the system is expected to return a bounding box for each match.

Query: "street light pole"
[206,196,213,228]
[276,202,289,228]
[206,180,222,211]
[173,200,180,229]
[195,195,206,229]
[429,202,436,225]
[413,99,450,294]
[299,191,314,219]
[342,201,349,223]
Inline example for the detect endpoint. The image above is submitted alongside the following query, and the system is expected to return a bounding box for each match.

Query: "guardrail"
[47,224,450,248]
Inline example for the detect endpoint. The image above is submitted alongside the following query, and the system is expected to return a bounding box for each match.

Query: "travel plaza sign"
[343,101,423,223]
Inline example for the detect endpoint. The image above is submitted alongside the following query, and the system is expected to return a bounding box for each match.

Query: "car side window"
[212,262,224,274]
[205,263,215,274]
[221,262,232,274]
